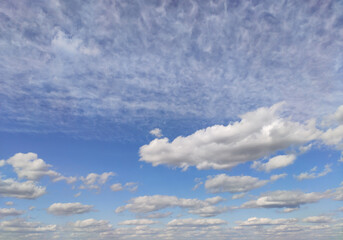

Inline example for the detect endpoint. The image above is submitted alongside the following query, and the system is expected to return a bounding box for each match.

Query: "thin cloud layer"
[140,103,320,170]
[294,164,332,180]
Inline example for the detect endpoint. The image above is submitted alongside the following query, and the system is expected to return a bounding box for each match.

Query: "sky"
[0,0,343,239]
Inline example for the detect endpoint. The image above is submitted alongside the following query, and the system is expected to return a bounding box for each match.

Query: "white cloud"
[0,208,24,218]
[115,195,227,217]
[239,190,326,209]
[0,218,56,232]
[125,182,138,192]
[303,216,332,223]
[281,208,299,213]
[80,172,115,190]
[74,192,81,198]
[140,103,320,170]
[204,174,268,193]
[321,125,343,148]
[167,218,227,227]
[294,164,332,180]
[238,217,297,226]
[5,202,13,206]
[270,173,288,181]
[67,218,112,233]
[149,128,163,138]
[110,183,123,192]
[232,193,246,200]
[118,219,157,225]
[0,178,46,199]
[0,160,5,167]
[251,154,296,172]
[144,212,172,219]
[47,202,94,216]
[5,152,76,183]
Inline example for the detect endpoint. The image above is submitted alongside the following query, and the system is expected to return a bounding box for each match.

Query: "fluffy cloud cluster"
[204,174,269,193]
[238,217,297,226]
[47,202,94,216]
[0,178,46,199]
[0,218,56,233]
[111,182,139,192]
[118,219,157,226]
[116,195,227,217]
[80,172,115,190]
[167,218,227,227]
[4,152,76,183]
[0,208,24,218]
[302,216,332,223]
[67,218,113,233]
[251,154,296,172]
[140,103,320,170]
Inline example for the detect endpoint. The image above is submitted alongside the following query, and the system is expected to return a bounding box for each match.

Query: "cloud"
[118,219,157,225]
[251,154,296,172]
[270,173,287,181]
[232,193,246,200]
[167,218,227,227]
[110,183,123,192]
[150,128,163,138]
[0,178,46,199]
[239,190,326,209]
[140,103,320,170]
[294,164,332,180]
[0,160,5,167]
[204,174,269,193]
[144,212,172,219]
[238,217,297,226]
[67,218,112,233]
[5,202,13,206]
[5,152,76,183]
[0,218,56,232]
[80,172,115,190]
[115,195,227,217]
[47,202,94,216]
[302,216,332,223]
[0,208,24,218]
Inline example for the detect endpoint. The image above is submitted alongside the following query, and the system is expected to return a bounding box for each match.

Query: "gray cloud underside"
[0,0,343,137]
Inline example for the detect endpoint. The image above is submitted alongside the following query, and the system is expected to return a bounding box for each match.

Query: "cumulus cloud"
[270,173,287,181]
[205,174,269,193]
[110,182,138,192]
[80,172,115,190]
[150,128,163,138]
[47,202,94,216]
[239,190,327,209]
[5,152,76,183]
[251,154,297,172]
[294,164,332,180]
[0,208,24,218]
[144,212,172,219]
[167,218,227,227]
[67,218,112,233]
[140,103,320,170]
[238,217,297,226]
[303,216,332,223]
[232,193,246,200]
[0,178,46,199]
[0,218,56,232]
[110,183,123,192]
[116,195,227,217]
[118,219,157,225]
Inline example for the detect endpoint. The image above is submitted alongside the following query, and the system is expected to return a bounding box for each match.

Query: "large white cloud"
[47,202,94,216]
[0,178,46,199]
[116,195,227,217]
[67,218,113,233]
[251,154,296,172]
[5,152,76,183]
[204,174,269,193]
[139,103,320,170]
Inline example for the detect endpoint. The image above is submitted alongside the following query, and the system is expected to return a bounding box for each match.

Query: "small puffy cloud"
[116,195,227,217]
[0,160,5,167]
[47,202,94,216]
[232,193,246,200]
[294,164,332,180]
[0,208,24,218]
[281,208,299,213]
[0,218,56,232]
[80,172,115,190]
[0,178,46,199]
[149,128,163,138]
[205,174,268,193]
[118,219,157,225]
[238,217,297,226]
[74,192,81,198]
[270,173,288,181]
[145,212,172,219]
[5,152,76,183]
[125,182,139,192]
[240,190,326,209]
[167,218,227,227]
[140,103,320,170]
[5,202,13,206]
[251,154,296,172]
[110,183,123,192]
[303,216,332,223]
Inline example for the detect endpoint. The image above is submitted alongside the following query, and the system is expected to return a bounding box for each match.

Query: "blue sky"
[0,0,343,239]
